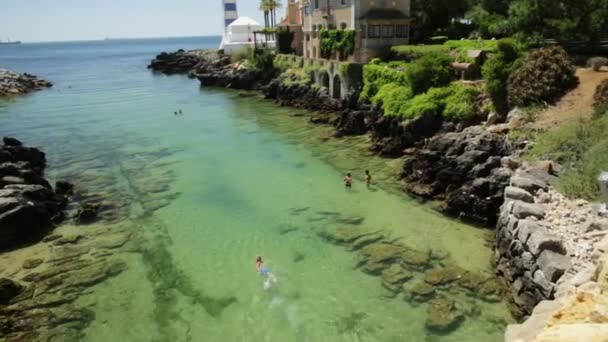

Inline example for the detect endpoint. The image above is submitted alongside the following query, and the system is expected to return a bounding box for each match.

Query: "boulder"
[537,250,571,283]
[511,176,548,194]
[512,201,546,220]
[533,270,554,298]
[55,181,74,195]
[505,186,535,203]
[2,137,22,146]
[0,278,23,304]
[526,229,567,256]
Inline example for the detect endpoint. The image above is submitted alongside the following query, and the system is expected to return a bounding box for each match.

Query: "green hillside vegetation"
[526,110,608,200]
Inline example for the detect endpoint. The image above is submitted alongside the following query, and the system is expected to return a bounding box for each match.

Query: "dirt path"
[533,68,608,129]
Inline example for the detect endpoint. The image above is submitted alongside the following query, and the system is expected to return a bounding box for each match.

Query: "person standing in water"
[365,170,372,188]
[344,173,353,190]
[256,256,277,289]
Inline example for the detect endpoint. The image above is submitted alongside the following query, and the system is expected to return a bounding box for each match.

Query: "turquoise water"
[0,37,512,341]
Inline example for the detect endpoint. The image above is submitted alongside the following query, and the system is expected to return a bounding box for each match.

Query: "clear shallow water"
[0,37,512,341]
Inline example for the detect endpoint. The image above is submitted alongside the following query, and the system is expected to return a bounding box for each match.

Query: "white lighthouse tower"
[219,0,273,54]
[222,0,239,31]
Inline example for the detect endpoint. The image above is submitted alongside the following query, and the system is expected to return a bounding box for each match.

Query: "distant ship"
[0,38,21,45]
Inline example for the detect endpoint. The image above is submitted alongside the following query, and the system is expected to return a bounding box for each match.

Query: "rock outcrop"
[263,78,341,111]
[0,69,52,97]
[147,49,220,75]
[403,125,518,225]
[0,137,69,249]
[370,113,444,157]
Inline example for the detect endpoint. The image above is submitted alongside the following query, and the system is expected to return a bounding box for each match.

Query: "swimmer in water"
[256,256,277,289]
[344,173,353,190]
[365,170,372,188]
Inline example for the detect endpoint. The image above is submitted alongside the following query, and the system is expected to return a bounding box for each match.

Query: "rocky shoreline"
[146,49,608,332]
[0,69,52,97]
[0,137,133,341]
[0,137,69,250]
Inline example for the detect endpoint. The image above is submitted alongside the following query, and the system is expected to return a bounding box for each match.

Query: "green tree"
[481,38,522,114]
[410,0,470,42]
[267,0,283,27]
[259,0,271,28]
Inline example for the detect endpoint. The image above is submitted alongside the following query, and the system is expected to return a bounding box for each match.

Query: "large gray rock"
[537,250,571,283]
[0,197,21,215]
[533,270,554,297]
[526,228,566,256]
[505,186,535,203]
[515,219,538,244]
[511,176,548,194]
[512,201,546,220]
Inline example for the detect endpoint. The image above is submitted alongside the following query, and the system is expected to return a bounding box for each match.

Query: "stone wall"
[495,167,573,317]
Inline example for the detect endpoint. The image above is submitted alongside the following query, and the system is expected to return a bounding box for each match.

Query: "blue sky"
[0,0,279,42]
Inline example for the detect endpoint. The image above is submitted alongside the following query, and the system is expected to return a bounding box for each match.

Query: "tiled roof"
[359,8,410,20]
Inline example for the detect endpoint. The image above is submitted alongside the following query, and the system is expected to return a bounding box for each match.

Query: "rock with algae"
[407,282,436,303]
[425,295,464,332]
[382,264,413,293]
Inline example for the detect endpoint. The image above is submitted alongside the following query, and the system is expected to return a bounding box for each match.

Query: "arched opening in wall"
[333,74,342,99]
[321,72,330,89]
[340,22,347,30]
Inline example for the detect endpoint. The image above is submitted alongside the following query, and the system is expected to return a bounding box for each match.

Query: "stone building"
[301,0,412,62]
[278,0,304,55]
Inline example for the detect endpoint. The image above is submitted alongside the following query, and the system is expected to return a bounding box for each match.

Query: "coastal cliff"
[0,69,52,97]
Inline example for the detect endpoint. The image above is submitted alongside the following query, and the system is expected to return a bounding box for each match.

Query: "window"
[396,24,410,38]
[360,25,367,38]
[340,22,347,30]
[314,0,319,9]
[382,25,394,38]
[368,25,381,38]
[340,0,347,5]
[304,4,311,16]
[224,3,237,11]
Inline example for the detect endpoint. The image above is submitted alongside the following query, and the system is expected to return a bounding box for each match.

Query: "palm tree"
[267,0,282,28]
[259,0,271,28]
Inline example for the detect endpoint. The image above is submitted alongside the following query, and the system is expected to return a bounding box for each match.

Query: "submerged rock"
[22,259,43,270]
[0,278,24,304]
[76,202,101,223]
[408,282,436,303]
[381,264,413,293]
[425,295,464,332]
[424,265,465,286]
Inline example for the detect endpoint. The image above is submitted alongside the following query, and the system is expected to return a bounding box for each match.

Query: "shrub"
[372,83,414,116]
[526,115,608,200]
[594,79,608,113]
[399,87,453,119]
[231,48,249,63]
[482,38,523,113]
[443,83,482,121]
[391,45,450,62]
[359,62,409,101]
[318,28,356,59]
[588,57,608,71]
[507,46,578,107]
[247,48,275,72]
[406,52,454,95]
